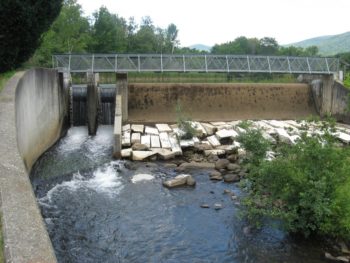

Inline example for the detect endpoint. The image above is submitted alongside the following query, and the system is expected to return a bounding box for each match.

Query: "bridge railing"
[53,54,339,74]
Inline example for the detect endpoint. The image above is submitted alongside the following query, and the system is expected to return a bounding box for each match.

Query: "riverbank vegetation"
[238,120,350,241]
[0,71,15,92]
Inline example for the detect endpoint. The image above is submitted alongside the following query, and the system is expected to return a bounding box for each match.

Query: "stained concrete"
[128,83,317,123]
[0,72,57,262]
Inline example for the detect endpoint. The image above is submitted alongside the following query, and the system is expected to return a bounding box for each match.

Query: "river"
[30,126,328,263]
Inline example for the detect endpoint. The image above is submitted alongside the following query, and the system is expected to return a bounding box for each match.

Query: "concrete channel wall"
[128,83,317,123]
[16,68,69,171]
[0,68,69,263]
[311,76,350,123]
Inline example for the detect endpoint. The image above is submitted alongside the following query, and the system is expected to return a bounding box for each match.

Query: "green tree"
[91,7,128,53]
[258,37,279,55]
[132,16,158,53]
[31,0,91,66]
[0,0,62,72]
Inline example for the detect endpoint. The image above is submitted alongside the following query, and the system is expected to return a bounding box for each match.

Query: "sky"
[77,0,350,47]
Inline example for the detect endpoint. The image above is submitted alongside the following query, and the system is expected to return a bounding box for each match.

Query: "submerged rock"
[200,204,210,208]
[163,174,196,188]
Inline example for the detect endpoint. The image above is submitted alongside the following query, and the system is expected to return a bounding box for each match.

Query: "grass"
[71,72,298,85]
[0,71,15,93]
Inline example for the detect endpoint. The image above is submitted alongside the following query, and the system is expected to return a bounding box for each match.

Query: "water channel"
[31,126,329,263]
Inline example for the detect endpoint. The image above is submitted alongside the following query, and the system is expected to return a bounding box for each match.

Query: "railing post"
[306,57,311,74]
[287,57,292,73]
[247,55,251,72]
[325,58,330,74]
[91,54,95,73]
[68,54,71,72]
[160,54,163,72]
[205,55,208,73]
[267,56,271,73]
[115,54,118,73]
[138,55,141,72]
[183,55,186,72]
[226,55,229,73]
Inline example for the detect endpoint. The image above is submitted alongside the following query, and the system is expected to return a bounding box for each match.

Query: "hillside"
[289,31,350,55]
[188,44,211,52]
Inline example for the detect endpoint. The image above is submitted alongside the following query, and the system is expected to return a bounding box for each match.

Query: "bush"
[237,128,270,166]
[175,102,196,140]
[244,132,350,239]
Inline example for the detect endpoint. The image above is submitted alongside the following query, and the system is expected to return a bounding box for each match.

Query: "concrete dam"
[1,62,349,262]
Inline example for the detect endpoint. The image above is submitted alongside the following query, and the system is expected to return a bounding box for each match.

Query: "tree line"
[3,0,347,72]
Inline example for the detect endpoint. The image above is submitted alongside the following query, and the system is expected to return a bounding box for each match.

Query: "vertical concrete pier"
[87,72,99,135]
[116,73,128,121]
[113,73,128,158]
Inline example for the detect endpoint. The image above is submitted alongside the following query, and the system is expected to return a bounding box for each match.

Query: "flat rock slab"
[121,148,132,158]
[191,121,207,137]
[131,124,144,133]
[145,126,159,135]
[122,131,131,147]
[153,148,176,160]
[132,151,156,161]
[216,129,238,139]
[201,122,216,135]
[131,132,141,144]
[122,124,131,132]
[155,123,172,132]
[169,134,182,156]
[141,135,151,147]
[207,135,221,147]
[210,121,227,126]
[159,132,172,149]
[275,128,292,144]
[151,135,161,148]
[337,132,350,144]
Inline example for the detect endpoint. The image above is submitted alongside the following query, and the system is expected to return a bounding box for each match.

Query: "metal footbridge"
[53,54,339,75]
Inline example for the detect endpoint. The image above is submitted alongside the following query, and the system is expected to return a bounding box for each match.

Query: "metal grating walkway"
[53,54,339,74]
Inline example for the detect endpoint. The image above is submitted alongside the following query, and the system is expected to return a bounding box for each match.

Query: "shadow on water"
[31,126,328,263]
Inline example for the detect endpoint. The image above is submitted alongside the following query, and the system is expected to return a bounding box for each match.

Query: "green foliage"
[344,73,350,88]
[0,0,62,72]
[0,71,15,92]
[237,128,270,166]
[237,120,253,130]
[243,131,350,239]
[31,0,91,67]
[175,102,196,140]
[211,36,318,56]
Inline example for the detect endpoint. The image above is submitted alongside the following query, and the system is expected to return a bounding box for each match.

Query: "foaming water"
[31,126,328,263]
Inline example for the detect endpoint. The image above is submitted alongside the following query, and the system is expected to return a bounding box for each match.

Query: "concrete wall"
[16,68,69,171]
[0,70,61,262]
[128,83,316,122]
[311,76,350,123]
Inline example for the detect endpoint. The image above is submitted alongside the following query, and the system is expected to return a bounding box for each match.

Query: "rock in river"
[163,174,196,188]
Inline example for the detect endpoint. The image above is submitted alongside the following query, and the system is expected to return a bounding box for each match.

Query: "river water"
[31,126,328,263]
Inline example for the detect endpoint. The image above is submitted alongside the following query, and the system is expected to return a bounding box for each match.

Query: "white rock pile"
[120,120,350,162]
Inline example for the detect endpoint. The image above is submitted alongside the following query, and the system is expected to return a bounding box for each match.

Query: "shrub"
[175,102,196,140]
[237,128,270,166]
[244,133,350,239]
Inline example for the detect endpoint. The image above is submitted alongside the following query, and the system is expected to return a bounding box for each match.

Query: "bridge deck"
[53,54,339,75]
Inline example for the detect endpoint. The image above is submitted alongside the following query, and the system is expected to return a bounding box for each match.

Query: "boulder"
[154,148,176,160]
[163,174,196,188]
[121,148,132,158]
[214,203,223,210]
[204,149,226,156]
[227,163,241,172]
[194,143,213,152]
[227,154,238,162]
[132,143,149,151]
[215,159,230,170]
[207,154,219,163]
[209,171,223,181]
[223,173,240,183]
[131,124,144,133]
